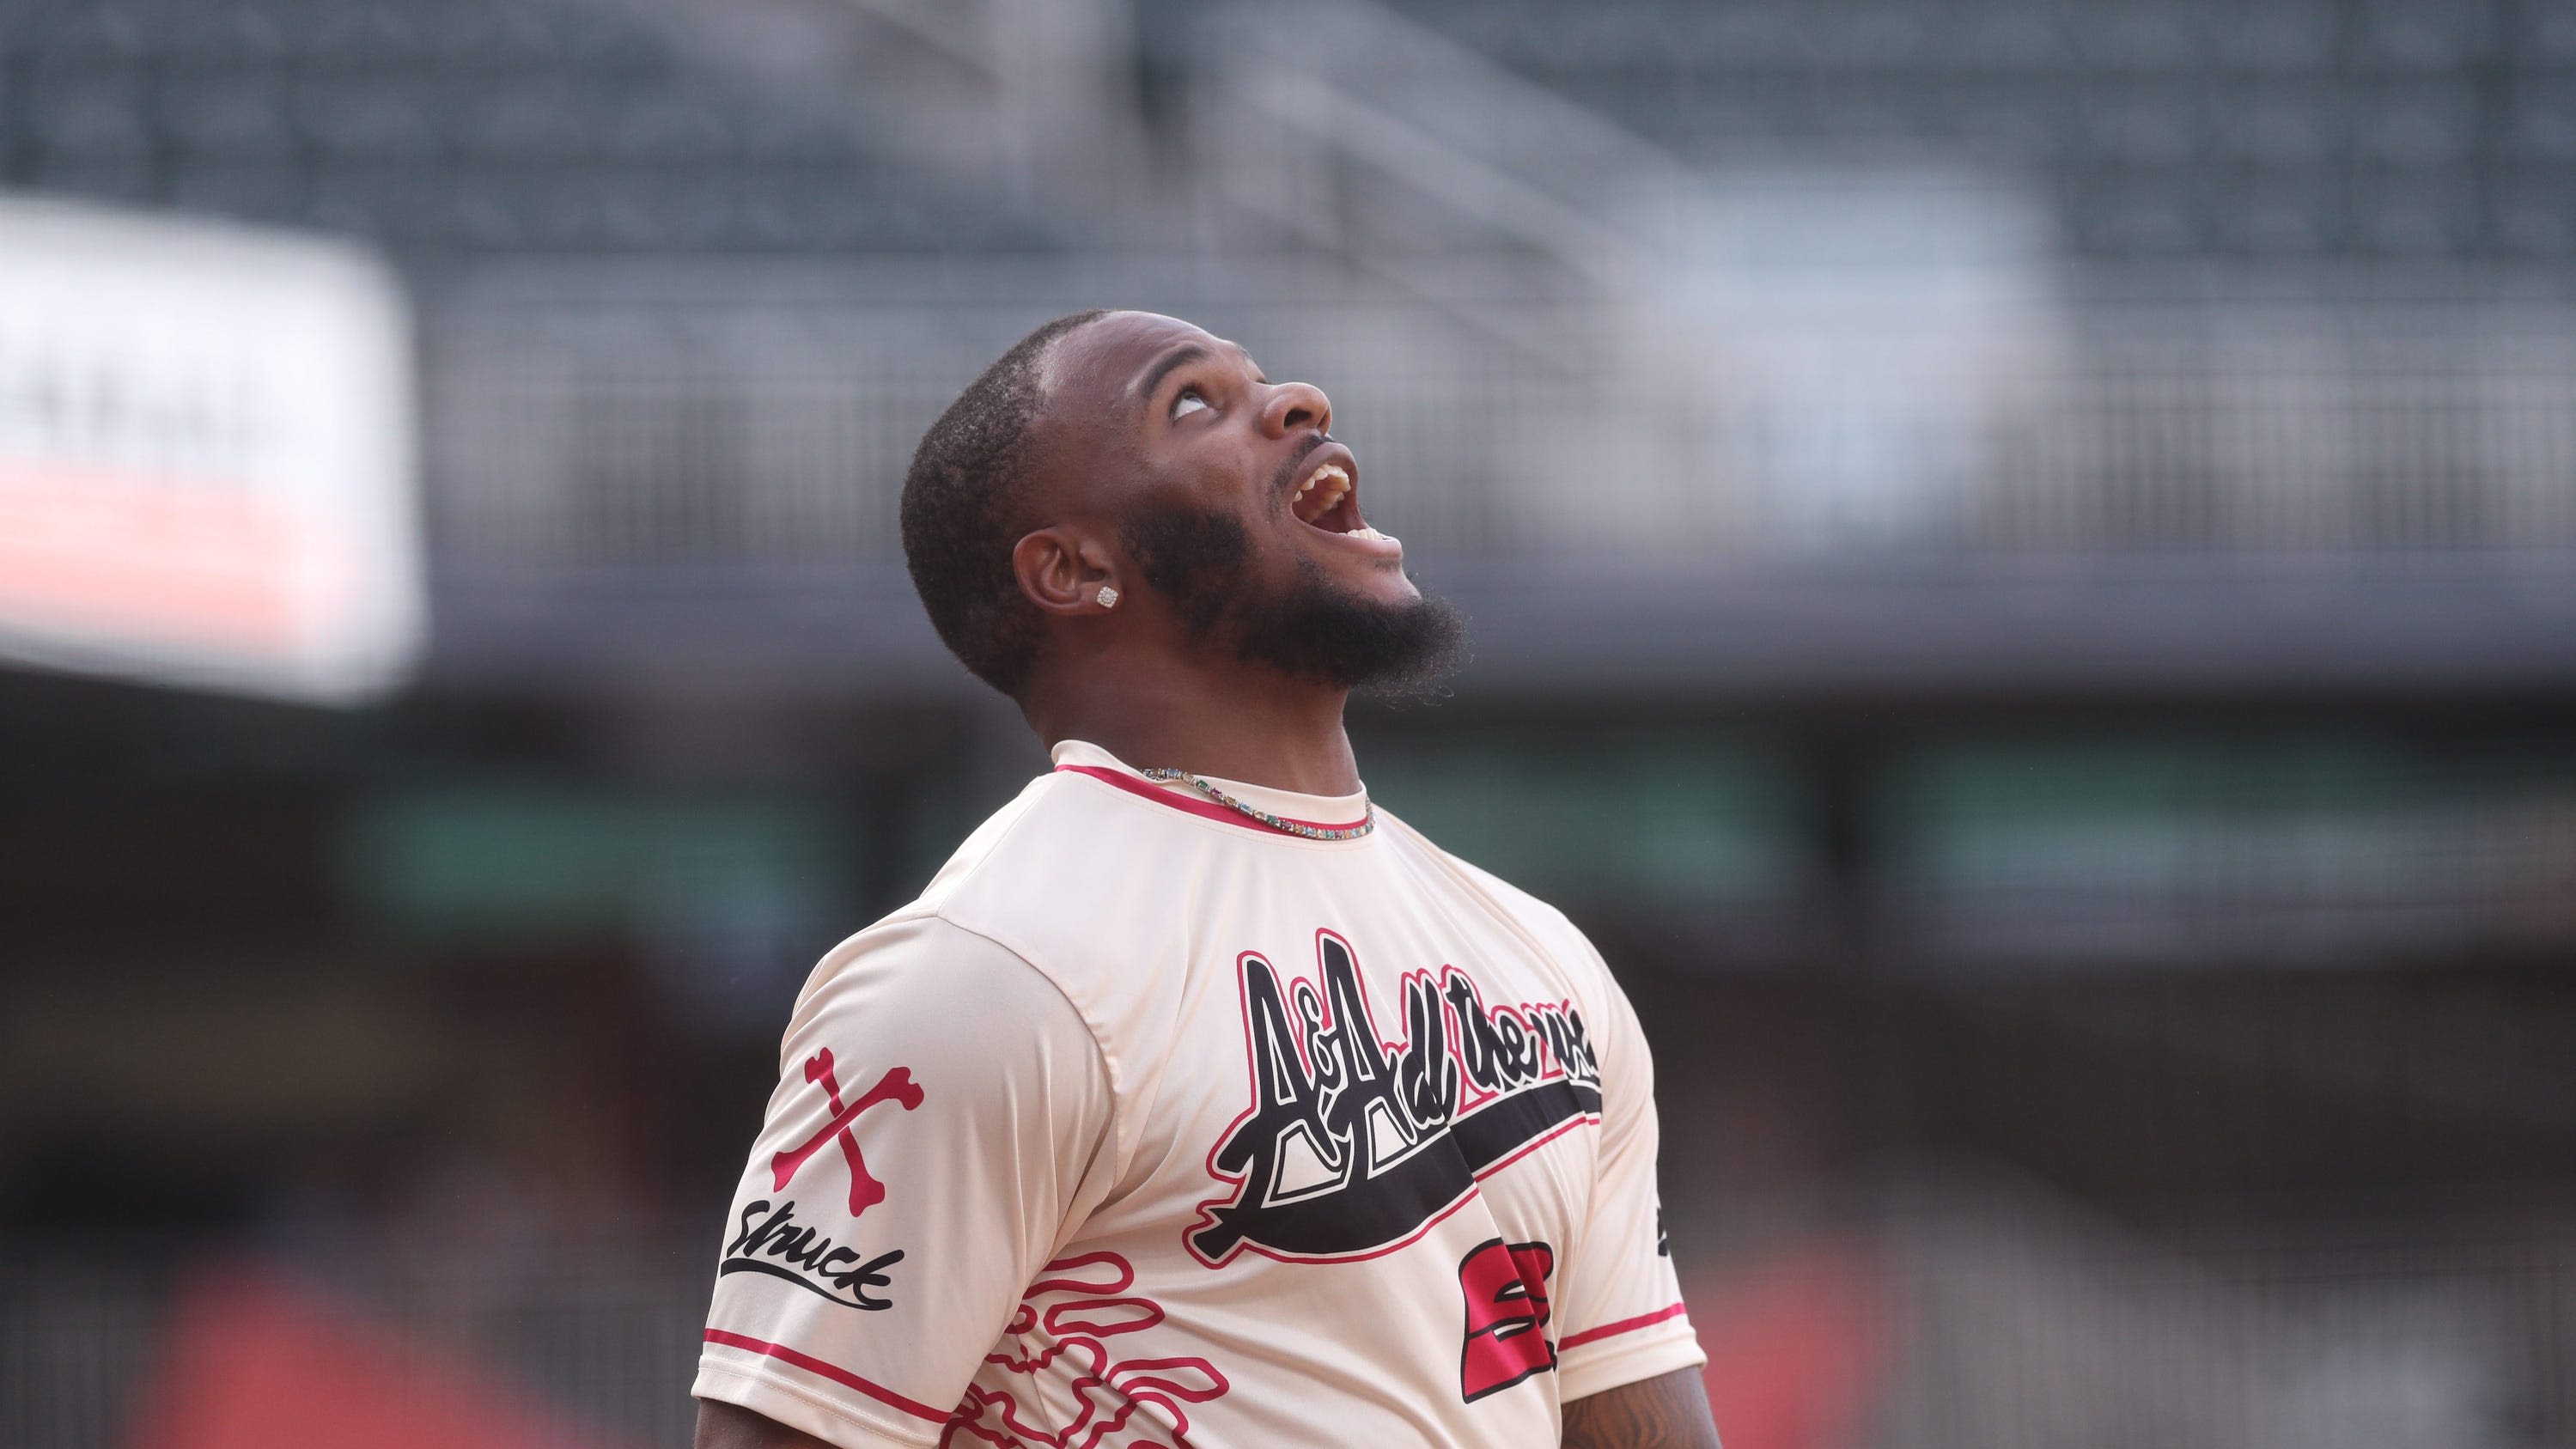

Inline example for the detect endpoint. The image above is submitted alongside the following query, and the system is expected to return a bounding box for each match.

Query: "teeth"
[1295,462,1356,523]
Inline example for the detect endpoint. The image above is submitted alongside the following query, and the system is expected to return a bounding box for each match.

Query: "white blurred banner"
[0,198,419,703]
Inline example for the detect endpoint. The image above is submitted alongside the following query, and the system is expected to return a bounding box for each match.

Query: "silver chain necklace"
[1138,767,1374,840]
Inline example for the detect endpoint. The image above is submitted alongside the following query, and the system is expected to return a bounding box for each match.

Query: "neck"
[1025,654,1361,796]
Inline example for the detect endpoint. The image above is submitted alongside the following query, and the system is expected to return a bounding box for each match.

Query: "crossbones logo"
[770,1049,924,1218]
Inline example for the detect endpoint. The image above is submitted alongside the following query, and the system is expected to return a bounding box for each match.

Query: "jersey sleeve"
[693,914,1118,1448]
[1553,945,1706,1403]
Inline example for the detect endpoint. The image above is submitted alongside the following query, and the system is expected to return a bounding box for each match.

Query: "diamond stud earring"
[1095,585,1120,609]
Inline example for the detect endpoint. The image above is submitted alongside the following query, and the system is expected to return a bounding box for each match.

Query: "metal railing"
[425,265,2576,579]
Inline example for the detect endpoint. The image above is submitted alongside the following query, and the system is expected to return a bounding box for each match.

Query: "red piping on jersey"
[1054,764,1372,837]
[1557,1301,1690,1351]
[703,1329,950,1423]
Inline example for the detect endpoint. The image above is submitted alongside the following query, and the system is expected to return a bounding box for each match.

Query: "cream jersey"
[694,740,1702,1449]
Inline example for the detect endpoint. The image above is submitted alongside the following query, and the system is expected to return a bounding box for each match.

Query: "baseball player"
[694,310,1719,1449]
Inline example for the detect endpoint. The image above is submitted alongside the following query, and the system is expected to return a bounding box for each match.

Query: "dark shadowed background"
[2,2,2573,1446]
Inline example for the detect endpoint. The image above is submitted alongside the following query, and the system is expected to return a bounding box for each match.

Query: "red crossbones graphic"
[770,1050,925,1218]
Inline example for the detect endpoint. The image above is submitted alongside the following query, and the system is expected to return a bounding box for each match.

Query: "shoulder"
[1375,806,1614,985]
[901,770,1146,959]
[817,766,1198,1067]
[913,764,1249,969]
[779,909,1123,1141]
[910,770,1065,910]
[915,766,1184,906]
[790,910,1086,1049]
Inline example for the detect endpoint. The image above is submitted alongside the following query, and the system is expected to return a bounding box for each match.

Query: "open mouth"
[1289,456,1394,544]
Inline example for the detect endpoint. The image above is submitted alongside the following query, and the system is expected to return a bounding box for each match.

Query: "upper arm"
[695,1397,849,1449]
[691,916,1117,1449]
[1560,1367,1723,1449]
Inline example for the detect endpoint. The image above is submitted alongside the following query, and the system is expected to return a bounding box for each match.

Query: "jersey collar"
[1050,740,1373,840]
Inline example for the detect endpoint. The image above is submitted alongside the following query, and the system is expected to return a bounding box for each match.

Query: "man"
[694,310,1720,1449]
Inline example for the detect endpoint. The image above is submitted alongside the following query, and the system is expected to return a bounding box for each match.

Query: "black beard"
[1120,500,1467,697]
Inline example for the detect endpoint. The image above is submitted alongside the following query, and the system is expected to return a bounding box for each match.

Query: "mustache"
[1268,434,1331,505]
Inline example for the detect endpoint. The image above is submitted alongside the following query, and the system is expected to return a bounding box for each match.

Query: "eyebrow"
[1133,343,1210,401]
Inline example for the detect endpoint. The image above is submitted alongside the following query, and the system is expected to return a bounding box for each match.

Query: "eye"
[1171,387,1210,420]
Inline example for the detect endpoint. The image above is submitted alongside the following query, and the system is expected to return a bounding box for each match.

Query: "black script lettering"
[1190,934,1606,1265]
[721,1199,904,1310]
[1442,968,1599,1097]
[1393,972,1459,1133]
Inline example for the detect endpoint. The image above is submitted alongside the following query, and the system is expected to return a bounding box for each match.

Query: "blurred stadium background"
[3,0,2574,1446]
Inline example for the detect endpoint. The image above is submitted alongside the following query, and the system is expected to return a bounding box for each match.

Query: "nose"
[1259,381,1332,439]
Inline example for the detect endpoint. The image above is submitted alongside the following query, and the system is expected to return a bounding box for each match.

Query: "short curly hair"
[899,309,1109,697]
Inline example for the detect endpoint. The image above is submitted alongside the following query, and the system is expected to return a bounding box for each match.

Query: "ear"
[1012,527,1123,618]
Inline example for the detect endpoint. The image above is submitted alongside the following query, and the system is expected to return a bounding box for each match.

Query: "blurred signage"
[0,198,420,702]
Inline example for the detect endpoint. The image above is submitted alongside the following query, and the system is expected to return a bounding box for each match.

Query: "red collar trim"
[1053,764,1371,837]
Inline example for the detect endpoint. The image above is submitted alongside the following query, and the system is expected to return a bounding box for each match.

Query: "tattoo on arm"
[1559,1367,1723,1449]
